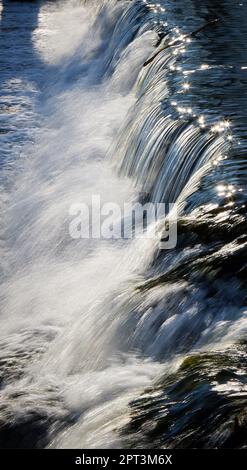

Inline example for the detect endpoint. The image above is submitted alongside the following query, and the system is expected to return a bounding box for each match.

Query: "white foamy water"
[0,0,165,448]
[1,0,246,449]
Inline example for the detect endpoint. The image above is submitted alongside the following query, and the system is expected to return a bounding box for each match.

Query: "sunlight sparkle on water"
[182,82,190,90]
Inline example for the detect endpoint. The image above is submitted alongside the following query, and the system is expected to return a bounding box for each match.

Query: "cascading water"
[0,0,247,449]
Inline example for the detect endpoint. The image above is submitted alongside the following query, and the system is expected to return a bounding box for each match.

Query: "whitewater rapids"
[0,0,247,449]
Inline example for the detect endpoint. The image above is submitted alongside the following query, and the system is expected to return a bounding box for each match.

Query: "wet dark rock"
[123,346,247,448]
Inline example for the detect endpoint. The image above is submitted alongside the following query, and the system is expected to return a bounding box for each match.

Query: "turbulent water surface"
[0,0,247,449]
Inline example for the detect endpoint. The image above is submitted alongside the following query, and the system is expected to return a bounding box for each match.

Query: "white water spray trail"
[0,0,166,449]
[1,0,245,450]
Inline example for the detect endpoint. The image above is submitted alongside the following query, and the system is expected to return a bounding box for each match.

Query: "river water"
[0,0,247,449]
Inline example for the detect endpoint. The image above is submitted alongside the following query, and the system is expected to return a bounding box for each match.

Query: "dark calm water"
[0,0,247,449]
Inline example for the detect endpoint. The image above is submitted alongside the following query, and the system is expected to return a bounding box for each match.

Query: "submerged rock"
[123,345,247,448]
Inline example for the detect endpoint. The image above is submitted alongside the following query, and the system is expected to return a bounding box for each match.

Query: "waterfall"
[0,0,247,449]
